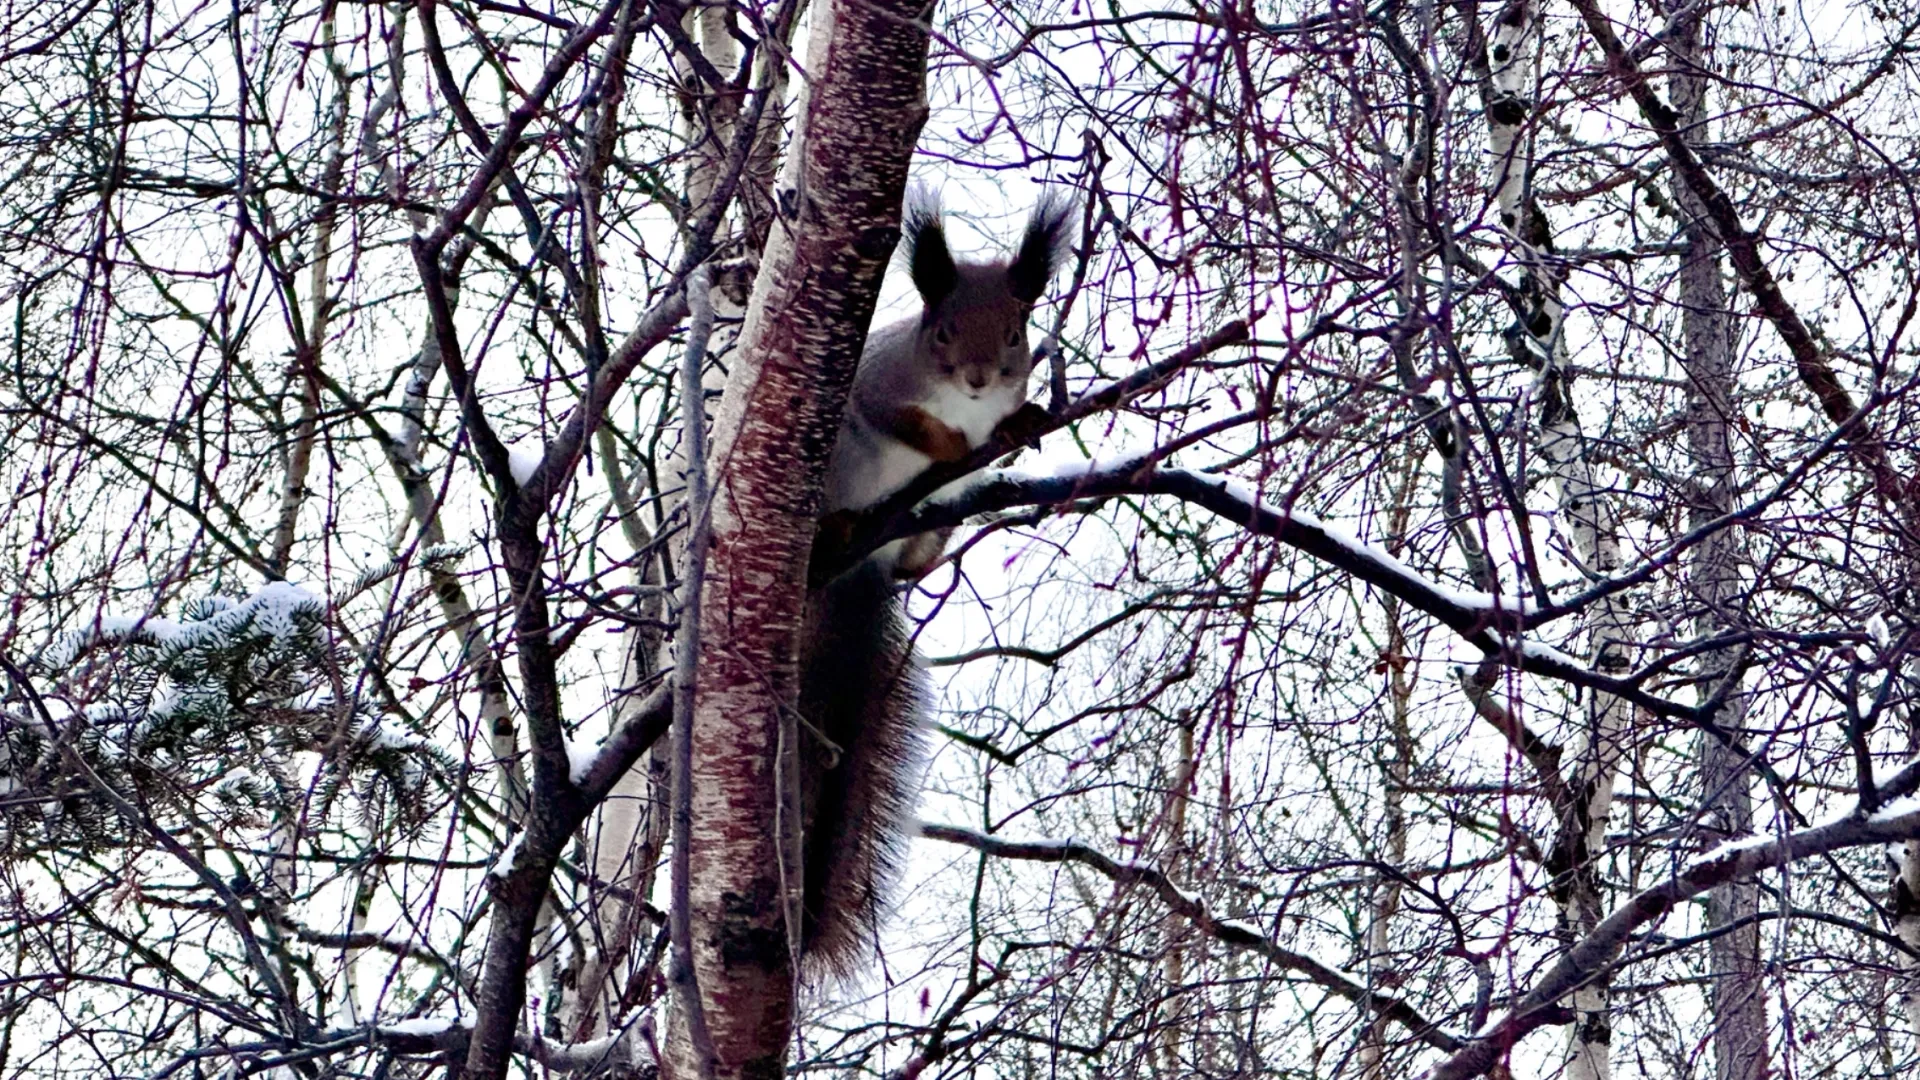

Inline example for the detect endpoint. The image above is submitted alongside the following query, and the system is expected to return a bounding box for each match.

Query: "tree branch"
[817,318,1250,582]
[1428,758,1920,1079]
[919,823,1464,1053]
[1566,0,1920,543]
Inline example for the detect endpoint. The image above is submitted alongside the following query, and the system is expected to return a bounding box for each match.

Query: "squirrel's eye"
[932,325,953,345]
[1006,329,1022,347]
[940,363,956,376]
[999,367,1013,378]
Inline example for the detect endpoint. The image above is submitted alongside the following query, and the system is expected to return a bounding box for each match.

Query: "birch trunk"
[659,1,932,1075]
[1567,0,1920,1053]
[1898,836,1920,1038]
[566,2,808,1040]
[266,5,349,578]
[1670,12,1768,1078]
[1160,724,1194,1073]
[1484,6,1636,1077]
[1361,454,1420,1080]
[364,5,529,821]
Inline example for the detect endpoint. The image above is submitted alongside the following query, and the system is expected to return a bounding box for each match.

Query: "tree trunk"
[1898,837,1920,1039]
[567,0,808,1042]
[1670,12,1768,1079]
[1483,6,1636,1077]
[660,1,933,1075]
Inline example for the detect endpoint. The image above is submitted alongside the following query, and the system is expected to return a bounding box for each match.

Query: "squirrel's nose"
[965,370,989,390]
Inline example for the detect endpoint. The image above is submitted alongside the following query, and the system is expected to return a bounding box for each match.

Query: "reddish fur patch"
[889,405,971,462]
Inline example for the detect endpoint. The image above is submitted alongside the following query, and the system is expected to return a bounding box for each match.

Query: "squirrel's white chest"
[829,382,1023,512]
[921,381,1023,446]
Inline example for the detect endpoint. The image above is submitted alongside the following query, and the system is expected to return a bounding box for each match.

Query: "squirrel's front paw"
[810,509,861,574]
[993,402,1051,448]
[816,509,859,549]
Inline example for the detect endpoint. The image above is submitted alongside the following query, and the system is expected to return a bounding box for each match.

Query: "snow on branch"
[891,459,1703,721]
[566,682,673,798]
[919,822,1464,1053]
[42,580,324,671]
[5,580,450,853]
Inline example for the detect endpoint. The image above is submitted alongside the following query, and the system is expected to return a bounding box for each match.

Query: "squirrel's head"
[904,192,1074,399]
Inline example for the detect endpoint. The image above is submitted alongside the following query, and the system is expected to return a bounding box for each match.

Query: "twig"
[668,264,720,1080]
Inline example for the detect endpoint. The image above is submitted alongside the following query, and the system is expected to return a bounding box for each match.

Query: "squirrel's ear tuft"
[904,189,958,311]
[1007,192,1076,304]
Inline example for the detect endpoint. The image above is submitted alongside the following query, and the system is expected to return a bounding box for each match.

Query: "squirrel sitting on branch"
[798,190,1073,976]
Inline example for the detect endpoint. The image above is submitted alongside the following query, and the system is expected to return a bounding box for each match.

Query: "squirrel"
[796,192,1073,976]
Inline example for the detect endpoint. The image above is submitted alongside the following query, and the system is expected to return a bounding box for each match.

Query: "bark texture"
[661,1,933,1076]
[1671,12,1767,1079]
[1485,7,1635,1078]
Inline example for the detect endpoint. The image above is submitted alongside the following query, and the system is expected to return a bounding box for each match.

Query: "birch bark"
[1570,0,1920,1054]
[659,1,933,1075]
[569,1,808,1041]
[1483,6,1637,1077]
[1899,837,1920,1039]
[1361,520,1415,1080]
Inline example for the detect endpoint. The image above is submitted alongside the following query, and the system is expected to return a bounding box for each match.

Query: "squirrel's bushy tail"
[797,559,929,979]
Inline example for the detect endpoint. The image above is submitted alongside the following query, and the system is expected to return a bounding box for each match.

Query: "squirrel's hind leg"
[890,528,955,579]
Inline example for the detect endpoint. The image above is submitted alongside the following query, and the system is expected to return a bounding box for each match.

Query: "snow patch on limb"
[1873,756,1920,795]
[1686,775,1920,876]
[565,737,599,787]
[359,718,432,754]
[1425,763,1920,1080]
[246,581,325,628]
[490,831,525,879]
[1215,917,1266,940]
[43,580,326,669]
[944,451,1155,505]
[97,614,188,645]
[380,1015,466,1037]
[370,1014,641,1072]
[1872,794,1920,823]
[1493,635,1585,669]
[1043,451,1153,482]
[1794,759,1920,832]
[1684,832,1776,875]
[541,1030,626,1066]
[508,440,544,486]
